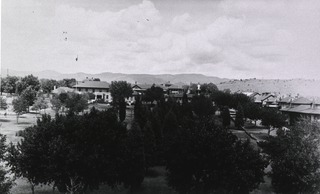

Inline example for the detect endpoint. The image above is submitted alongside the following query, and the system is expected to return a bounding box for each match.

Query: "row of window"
[77,88,109,93]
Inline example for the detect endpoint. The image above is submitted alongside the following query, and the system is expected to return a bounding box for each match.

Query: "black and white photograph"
[1,0,320,193]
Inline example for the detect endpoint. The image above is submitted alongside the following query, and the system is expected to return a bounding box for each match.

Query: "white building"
[73,80,112,102]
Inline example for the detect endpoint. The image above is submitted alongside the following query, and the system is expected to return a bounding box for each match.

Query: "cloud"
[2,0,320,79]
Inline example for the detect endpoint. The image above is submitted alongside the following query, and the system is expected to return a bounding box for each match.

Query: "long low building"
[280,97,320,125]
[73,80,112,102]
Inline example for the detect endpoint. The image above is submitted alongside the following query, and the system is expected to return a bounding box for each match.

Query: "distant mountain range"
[1,69,228,86]
[2,69,320,97]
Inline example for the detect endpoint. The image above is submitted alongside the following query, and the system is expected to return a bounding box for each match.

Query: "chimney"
[311,98,315,109]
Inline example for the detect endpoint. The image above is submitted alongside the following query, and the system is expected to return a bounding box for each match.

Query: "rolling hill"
[2,69,320,97]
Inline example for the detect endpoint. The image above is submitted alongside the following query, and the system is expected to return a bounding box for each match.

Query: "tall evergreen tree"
[221,106,231,128]
[123,121,145,191]
[142,121,156,169]
[119,98,126,122]
[235,104,245,129]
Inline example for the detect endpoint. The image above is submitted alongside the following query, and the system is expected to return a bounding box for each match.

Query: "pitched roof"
[291,97,312,105]
[73,81,110,89]
[279,96,294,103]
[254,94,274,103]
[132,84,153,90]
[264,96,277,102]
[167,84,183,90]
[281,105,320,115]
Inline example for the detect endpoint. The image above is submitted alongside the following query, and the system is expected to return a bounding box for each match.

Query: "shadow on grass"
[17,122,32,125]
[0,119,10,122]
[245,125,267,130]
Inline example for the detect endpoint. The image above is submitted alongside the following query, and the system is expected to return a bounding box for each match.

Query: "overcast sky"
[2,0,320,79]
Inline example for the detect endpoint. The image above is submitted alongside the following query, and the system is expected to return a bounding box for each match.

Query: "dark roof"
[281,105,320,115]
[264,96,277,103]
[291,97,312,105]
[167,84,183,90]
[254,94,274,103]
[132,84,153,90]
[279,96,294,103]
[73,81,110,89]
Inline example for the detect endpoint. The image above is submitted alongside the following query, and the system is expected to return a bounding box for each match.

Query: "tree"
[261,108,286,135]
[162,110,179,137]
[235,104,245,129]
[31,96,48,114]
[20,87,37,111]
[59,78,77,88]
[123,121,145,191]
[40,79,59,94]
[134,95,148,129]
[16,74,40,95]
[110,81,132,120]
[211,90,233,108]
[142,121,156,169]
[221,106,231,128]
[259,119,320,194]
[0,97,8,110]
[0,134,14,194]
[200,83,218,95]
[50,95,63,113]
[2,76,19,94]
[65,93,88,114]
[119,98,126,122]
[188,83,199,94]
[231,94,251,109]
[110,81,133,105]
[7,110,128,193]
[191,95,215,118]
[243,102,262,126]
[12,97,28,123]
[166,117,267,194]
[58,93,68,104]
[143,85,164,104]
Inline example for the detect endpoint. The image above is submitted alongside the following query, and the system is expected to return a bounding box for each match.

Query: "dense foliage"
[0,97,8,110]
[1,76,19,94]
[7,109,132,193]
[0,134,14,194]
[259,119,320,194]
[166,117,267,194]
[12,97,28,123]
[16,75,40,95]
